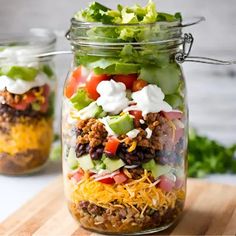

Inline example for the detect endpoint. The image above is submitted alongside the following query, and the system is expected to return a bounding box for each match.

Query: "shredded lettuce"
[70,88,94,111]
[75,1,180,25]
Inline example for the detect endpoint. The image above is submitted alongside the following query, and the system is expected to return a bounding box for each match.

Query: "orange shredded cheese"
[67,170,184,214]
[128,141,137,152]
[0,118,53,155]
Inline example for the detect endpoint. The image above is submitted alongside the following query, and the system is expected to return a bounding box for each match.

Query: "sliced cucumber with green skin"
[77,154,94,170]
[32,103,41,111]
[108,114,134,135]
[103,158,125,172]
[139,63,181,95]
[165,94,183,109]
[97,110,107,118]
[0,65,38,81]
[142,159,171,178]
[67,148,79,170]
[93,160,106,170]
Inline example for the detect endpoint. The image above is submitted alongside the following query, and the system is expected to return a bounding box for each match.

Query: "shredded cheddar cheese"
[67,170,185,214]
[128,141,137,152]
[0,118,53,155]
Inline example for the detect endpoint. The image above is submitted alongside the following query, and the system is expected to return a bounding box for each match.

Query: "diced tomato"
[132,79,148,92]
[40,100,49,113]
[129,110,143,127]
[72,169,84,182]
[65,77,77,98]
[65,66,87,98]
[113,74,138,89]
[113,172,128,184]
[86,72,109,100]
[11,102,29,111]
[157,176,175,192]
[42,84,50,97]
[104,137,120,155]
[163,111,183,120]
[23,93,36,104]
[98,177,115,185]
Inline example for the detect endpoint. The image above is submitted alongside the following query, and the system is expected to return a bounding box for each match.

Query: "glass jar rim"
[70,16,204,29]
[0,28,56,51]
[68,16,205,47]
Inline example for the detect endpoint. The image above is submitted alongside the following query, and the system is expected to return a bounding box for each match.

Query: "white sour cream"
[96,80,129,115]
[126,129,140,139]
[0,73,51,94]
[124,85,172,116]
[145,127,153,139]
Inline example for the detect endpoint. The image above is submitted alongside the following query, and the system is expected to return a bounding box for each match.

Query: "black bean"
[89,145,104,160]
[75,143,87,158]
[117,143,155,166]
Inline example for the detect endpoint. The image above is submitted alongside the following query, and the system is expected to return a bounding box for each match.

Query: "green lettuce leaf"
[139,63,181,94]
[70,88,93,111]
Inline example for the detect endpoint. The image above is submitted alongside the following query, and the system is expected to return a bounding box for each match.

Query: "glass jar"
[62,19,191,235]
[0,29,56,175]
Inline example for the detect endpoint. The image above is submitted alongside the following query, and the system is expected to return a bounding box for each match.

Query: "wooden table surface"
[0,177,236,236]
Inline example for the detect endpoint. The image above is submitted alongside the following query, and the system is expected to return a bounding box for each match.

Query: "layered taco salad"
[0,46,55,175]
[63,1,187,234]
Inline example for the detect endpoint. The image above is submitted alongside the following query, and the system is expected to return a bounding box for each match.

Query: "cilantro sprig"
[188,129,236,178]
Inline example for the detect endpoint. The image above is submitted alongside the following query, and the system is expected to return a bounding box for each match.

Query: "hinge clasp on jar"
[176,33,236,65]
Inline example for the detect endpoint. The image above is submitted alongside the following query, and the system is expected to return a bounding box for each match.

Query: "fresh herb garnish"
[188,129,236,178]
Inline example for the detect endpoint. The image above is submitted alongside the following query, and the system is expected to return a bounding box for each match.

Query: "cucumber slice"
[142,160,171,178]
[108,114,134,135]
[77,154,94,170]
[103,158,125,172]
[140,63,181,95]
[165,94,183,109]
[67,148,79,170]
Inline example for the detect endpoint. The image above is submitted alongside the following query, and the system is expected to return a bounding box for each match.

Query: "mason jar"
[0,29,56,175]
[62,18,195,235]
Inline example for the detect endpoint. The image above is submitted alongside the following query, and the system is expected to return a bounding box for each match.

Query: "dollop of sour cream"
[126,129,140,139]
[0,74,51,94]
[0,47,52,94]
[96,80,129,115]
[124,85,172,116]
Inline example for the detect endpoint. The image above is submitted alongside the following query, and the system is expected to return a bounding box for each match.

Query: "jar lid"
[0,28,57,63]
[0,28,56,53]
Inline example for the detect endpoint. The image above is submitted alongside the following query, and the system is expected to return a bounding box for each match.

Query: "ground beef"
[75,112,180,163]
[77,119,107,147]
[79,201,105,216]
[75,119,107,159]
[120,113,174,155]
[127,167,144,180]
[68,199,184,234]
[0,103,46,122]
[0,149,49,175]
